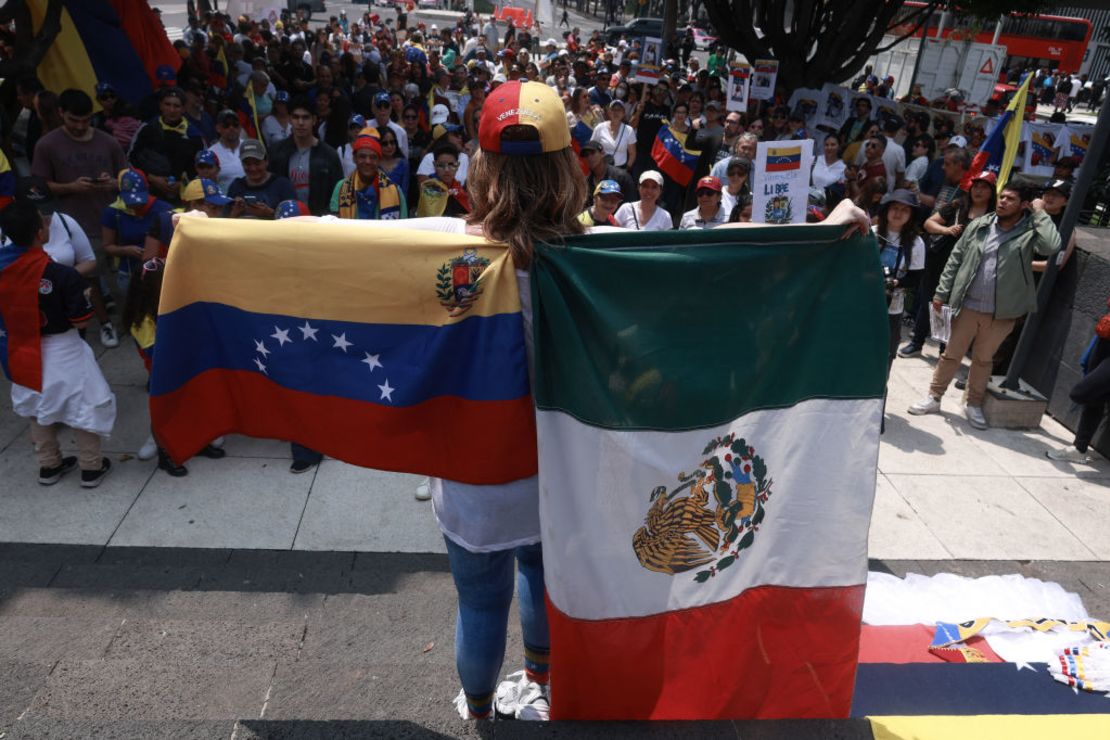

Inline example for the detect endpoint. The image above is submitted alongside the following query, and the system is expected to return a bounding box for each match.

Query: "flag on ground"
[651,124,699,186]
[150,217,536,484]
[962,72,1032,192]
[766,146,803,172]
[531,225,889,719]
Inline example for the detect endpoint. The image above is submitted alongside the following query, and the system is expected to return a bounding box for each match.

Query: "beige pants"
[30,421,102,471]
[929,308,1016,406]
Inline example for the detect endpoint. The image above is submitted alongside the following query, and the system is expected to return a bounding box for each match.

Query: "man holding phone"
[227,139,296,220]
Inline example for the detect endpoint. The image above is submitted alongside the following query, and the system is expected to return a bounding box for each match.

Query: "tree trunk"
[0,0,63,81]
[662,0,678,52]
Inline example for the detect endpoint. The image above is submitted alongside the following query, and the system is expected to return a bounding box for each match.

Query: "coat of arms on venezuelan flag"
[766,146,802,172]
[436,248,491,317]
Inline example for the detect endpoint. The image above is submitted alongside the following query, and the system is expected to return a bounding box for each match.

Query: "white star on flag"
[254,339,270,357]
[332,333,352,352]
[378,379,394,401]
[271,326,291,346]
[299,321,319,341]
[254,357,268,374]
[1015,662,1036,672]
[361,352,382,371]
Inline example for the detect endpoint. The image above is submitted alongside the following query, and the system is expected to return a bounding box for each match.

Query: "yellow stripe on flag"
[998,72,1033,194]
[767,146,801,158]
[29,2,101,111]
[158,216,519,325]
[870,714,1110,740]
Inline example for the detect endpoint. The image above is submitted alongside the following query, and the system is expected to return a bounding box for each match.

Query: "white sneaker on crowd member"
[495,670,550,720]
[99,323,120,348]
[138,434,157,461]
[907,395,941,415]
[415,477,431,501]
[965,405,988,430]
[1046,445,1092,464]
[210,436,225,449]
[453,689,493,721]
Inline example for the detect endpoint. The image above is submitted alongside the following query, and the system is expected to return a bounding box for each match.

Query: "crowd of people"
[1,2,1109,723]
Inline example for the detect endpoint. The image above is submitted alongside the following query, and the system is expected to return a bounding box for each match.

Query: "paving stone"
[348,553,452,595]
[0,661,53,724]
[198,565,353,595]
[227,550,356,572]
[0,617,118,662]
[0,561,63,593]
[867,474,950,560]
[4,718,235,739]
[0,544,102,566]
[104,619,306,663]
[22,659,275,720]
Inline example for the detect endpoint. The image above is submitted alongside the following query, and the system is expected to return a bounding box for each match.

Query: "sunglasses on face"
[696,189,717,197]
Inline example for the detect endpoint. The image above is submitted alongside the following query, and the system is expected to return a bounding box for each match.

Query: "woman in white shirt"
[614,170,673,230]
[903,134,933,186]
[590,100,637,170]
[812,133,847,189]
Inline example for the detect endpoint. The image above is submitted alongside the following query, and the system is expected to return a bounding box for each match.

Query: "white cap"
[639,170,664,186]
[545,37,558,46]
[430,104,450,125]
[948,134,968,148]
[431,23,438,31]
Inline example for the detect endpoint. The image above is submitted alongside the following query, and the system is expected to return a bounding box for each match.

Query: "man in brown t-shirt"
[32,88,126,240]
[31,88,127,347]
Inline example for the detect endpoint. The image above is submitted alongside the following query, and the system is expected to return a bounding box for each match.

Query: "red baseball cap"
[479,81,571,155]
[695,176,722,192]
[970,171,997,186]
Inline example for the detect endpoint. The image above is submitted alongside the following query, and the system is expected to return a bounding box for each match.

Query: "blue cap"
[275,199,309,219]
[443,123,464,134]
[349,114,367,128]
[594,179,622,197]
[275,90,290,103]
[183,177,232,206]
[118,169,150,206]
[195,149,219,168]
[373,91,391,106]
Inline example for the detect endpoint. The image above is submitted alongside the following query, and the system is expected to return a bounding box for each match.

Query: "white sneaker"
[495,670,550,721]
[138,434,157,461]
[99,323,120,348]
[965,405,988,430]
[209,436,225,449]
[907,395,941,415]
[453,689,493,721]
[415,477,431,501]
[1047,445,1092,464]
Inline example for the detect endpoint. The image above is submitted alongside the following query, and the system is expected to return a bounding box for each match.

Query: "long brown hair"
[466,126,586,268]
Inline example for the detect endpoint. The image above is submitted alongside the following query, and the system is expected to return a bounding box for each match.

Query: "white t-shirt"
[43,212,94,268]
[812,156,846,188]
[261,115,292,148]
[614,201,674,230]
[875,227,925,315]
[417,151,471,185]
[904,155,929,185]
[208,138,246,193]
[590,121,637,168]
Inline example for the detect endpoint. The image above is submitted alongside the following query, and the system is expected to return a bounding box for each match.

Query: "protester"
[261,90,293,148]
[590,100,636,171]
[679,176,727,229]
[227,140,297,219]
[267,96,344,217]
[908,183,1061,430]
[614,170,672,231]
[331,129,407,219]
[101,168,174,296]
[208,109,247,191]
[580,140,635,204]
[0,200,115,487]
[417,144,470,217]
[812,133,846,190]
[130,87,205,202]
[577,179,623,226]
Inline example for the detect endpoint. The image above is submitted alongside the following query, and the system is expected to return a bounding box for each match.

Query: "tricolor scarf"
[0,244,49,391]
[336,171,403,220]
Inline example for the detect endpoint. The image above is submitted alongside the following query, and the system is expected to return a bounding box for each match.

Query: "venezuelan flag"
[962,72,1032,192]
[651,124,699,186]
[766,146,802,172]
[150,218,536,484]
[29,0,180,107]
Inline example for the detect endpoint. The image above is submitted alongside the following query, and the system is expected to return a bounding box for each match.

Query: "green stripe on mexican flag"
[532,225,889,720]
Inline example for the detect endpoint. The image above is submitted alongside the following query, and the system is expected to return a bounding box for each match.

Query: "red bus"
[896,2,1092,74]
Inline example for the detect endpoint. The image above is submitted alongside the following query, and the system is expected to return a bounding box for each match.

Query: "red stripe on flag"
[858,625,1003,664]
[150,369,538,484]
[547,584,865,719]
[651,137,694,187]
[0,248,49,391]
[766,160,801,172]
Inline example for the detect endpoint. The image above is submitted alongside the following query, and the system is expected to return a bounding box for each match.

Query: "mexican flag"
[531,225,889,720]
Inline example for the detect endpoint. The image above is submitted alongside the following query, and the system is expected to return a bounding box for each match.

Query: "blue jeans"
[442,536,548,697]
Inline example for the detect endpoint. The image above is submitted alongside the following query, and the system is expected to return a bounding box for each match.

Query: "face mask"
[255,94,273,117]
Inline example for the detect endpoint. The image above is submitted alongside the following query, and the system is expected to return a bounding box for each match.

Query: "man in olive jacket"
[908,181,1061,429]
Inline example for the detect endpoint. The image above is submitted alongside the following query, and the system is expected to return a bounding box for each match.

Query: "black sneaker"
[197,444,226,459]
[80,458,112,489]
[158,449,188,477]
[897,341,922,358]
[955,377,968,390]
[290,460,316,474]
[39,456,78,486]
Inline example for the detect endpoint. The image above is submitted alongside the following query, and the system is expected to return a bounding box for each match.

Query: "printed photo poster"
[1021,122,1065,177]
[636,36,663,85]
[753,139,814,225]
[750,59,779,101]
[871,95,899,125]
[727,62,752,112]
[787,87,825,132]
[816,84,852,131]
[1063,124,1093,163]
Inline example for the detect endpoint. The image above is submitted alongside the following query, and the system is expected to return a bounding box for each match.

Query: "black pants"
[911,243,953,346]
[1072,339,1110,452]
